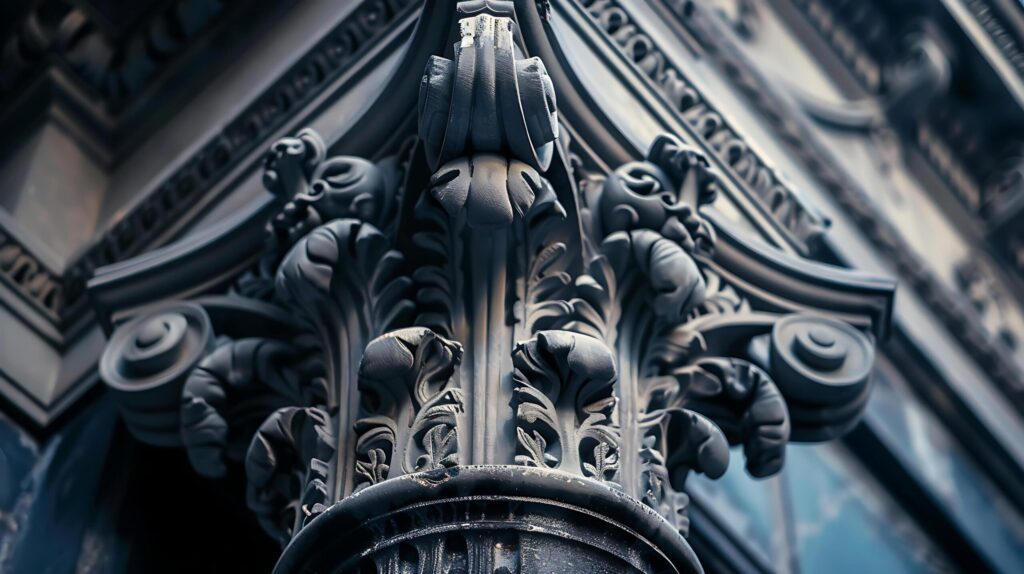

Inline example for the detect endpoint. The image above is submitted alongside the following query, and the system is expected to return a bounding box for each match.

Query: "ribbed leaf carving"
[511,330,620,481]
[354,328,464,490]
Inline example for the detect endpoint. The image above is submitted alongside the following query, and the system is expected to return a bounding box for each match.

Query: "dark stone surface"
[275,465,703,574]
[4,0,1024,571]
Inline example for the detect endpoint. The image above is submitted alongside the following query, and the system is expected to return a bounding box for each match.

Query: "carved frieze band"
[963,0,1024,80]
[0,228,63,318]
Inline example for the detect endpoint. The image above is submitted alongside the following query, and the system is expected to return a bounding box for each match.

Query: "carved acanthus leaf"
[355,328,464,489]
[511,330,620,481]
[92,1,896,565]
[684,357,790,478]
[275,219,416,403]
[430,154,542,230]
[566,227,710,347]
[245,406,335,546]
[518,173,573,335]
[180,337,326,478]
[419,11,557,171]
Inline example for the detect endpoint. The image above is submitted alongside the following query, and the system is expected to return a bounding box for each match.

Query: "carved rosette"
[94,2,894,572]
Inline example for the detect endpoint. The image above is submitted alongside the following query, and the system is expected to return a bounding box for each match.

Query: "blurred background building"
[0,0,1022,572]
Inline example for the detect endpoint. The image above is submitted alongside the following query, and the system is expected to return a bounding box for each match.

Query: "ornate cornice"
[0,0,418,334]
[91,2,893,571]
[782,0,1024,269]
[964,0,1024,79]
[657,0,1024,407]
[786,0,889,93]
[0,0,229,112]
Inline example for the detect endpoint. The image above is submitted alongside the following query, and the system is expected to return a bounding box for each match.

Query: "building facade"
[0,0,1022,572]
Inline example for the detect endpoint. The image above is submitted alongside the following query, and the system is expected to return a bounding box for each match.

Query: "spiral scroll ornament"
[99,302,214,446]
[770,313,875,440]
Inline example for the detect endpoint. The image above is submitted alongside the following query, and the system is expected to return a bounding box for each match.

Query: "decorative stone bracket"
[94,2,894,572]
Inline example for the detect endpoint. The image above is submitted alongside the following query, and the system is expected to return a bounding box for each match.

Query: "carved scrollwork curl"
[769,313,874,441]
[255,129,398,285]
[770,313,873,405]
[99,302,214,446]
[593,134,717,254]
[511,330,620,481]
[309,156,392,224]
